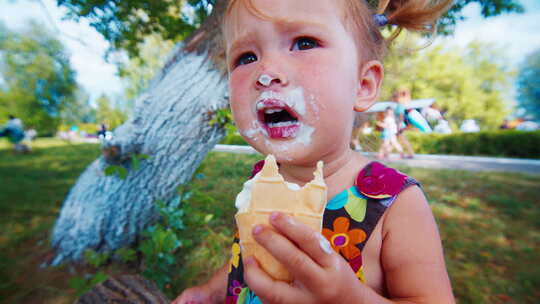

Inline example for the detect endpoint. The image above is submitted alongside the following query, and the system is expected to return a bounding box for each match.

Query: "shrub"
[220,132,248,146]
[407,130,540,159]
[220,130,540,159]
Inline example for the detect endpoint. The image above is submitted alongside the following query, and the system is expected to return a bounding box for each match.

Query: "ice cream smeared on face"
[258,74,273,86]
[255,87,309,139]
[240,120,267,140]
[256,87,306,116]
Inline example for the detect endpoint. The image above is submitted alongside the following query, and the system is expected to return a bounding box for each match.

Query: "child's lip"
[256,98,301,139]
[265,124,301,139]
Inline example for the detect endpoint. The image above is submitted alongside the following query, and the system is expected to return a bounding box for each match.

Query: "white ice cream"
[256,87,306,116]
[235,176,255,213]
[258,74,273,86]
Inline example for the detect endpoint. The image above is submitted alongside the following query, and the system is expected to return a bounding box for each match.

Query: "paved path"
[212,144,540,176]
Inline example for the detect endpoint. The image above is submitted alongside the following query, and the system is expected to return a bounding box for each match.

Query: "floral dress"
[225,161,420,304]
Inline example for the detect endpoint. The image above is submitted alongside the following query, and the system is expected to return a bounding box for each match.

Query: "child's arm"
[243,188,454,303]
[171,263,228,304]
[379,185,454,302]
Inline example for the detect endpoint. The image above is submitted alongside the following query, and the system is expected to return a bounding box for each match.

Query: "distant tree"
[516,48,540,120]
[60,89,97,125]
[96,94,128,129]
[119,35,175,106]
[382,39,512,130]
[0,21,78,134]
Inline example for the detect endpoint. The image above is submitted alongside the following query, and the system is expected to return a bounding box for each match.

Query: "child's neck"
[279,150,371,200]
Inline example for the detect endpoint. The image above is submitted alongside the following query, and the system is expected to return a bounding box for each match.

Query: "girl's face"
[225,0,363,164]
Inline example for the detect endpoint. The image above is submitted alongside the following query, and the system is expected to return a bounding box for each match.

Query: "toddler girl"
[174,0,454,303]
[377,107,403,159]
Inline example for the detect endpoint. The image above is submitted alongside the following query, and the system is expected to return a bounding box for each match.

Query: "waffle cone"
[235,155,327,282]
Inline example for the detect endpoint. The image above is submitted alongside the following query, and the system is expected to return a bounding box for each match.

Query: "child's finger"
[251,223,326,290]
[243,256,304,303]
[269,212,336,268]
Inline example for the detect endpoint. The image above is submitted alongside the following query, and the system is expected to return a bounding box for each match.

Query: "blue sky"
[1,0,539,104]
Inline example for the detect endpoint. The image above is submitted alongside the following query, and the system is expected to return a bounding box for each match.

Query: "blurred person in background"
[377,107,403,159]
[0,115,29,153]
[394,88,415,158]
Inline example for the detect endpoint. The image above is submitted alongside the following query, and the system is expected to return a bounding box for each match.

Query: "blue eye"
[236,52,257,66]
[292,37,319,51]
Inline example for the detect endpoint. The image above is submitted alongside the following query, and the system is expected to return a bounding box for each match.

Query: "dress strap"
[353,161,420,246]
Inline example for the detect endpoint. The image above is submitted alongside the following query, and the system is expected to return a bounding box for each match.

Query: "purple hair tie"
[373,14,388,27]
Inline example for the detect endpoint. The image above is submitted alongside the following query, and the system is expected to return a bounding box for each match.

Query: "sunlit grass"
[1,139,539,303]
[0,138,101,302]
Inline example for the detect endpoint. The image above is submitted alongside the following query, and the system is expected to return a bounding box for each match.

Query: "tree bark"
[76,274,169,303]
[50,0,229,265]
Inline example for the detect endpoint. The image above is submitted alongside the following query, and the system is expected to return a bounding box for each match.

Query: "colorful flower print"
[325,188,348,210]
[348,254,366,282]
[322,217,367,259]
[326,185,368,211]
[229,242,241,272]
[356,266,366,282]
[356,162,408,199]
[226,295,237,304]
[229,280,243,300]
[237,289,262,304]
[344,188,367,222]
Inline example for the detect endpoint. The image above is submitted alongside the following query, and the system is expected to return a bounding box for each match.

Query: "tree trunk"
[50,0,229,265]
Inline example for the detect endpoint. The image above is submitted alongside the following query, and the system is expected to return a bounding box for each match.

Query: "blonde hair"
[223,0,452,61]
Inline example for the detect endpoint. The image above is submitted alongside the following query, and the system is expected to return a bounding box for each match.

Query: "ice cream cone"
[235,155,327,282]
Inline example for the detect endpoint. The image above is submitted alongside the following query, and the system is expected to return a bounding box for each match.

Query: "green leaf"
[169,195,181,208]
[89,271,109,286]
[115,247,136,262]
[132,156,140,170]
[204,214,214,223]
[68,276,87,290]
[139,153,150,160]
[183,191,193,202]
[117,167,128,179]
[104,165,117,176]
[84,249,110,268]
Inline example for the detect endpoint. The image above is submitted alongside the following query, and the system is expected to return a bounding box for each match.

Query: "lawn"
[1,139,539,303]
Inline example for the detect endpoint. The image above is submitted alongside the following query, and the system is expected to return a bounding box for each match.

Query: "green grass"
[1,139,539,303]
[0,138,101,303]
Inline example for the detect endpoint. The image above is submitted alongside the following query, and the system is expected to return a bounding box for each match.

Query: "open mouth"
[257,99,301,139]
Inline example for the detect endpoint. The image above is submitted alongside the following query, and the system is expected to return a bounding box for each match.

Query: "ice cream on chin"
[239,87,317,161]
[235,154,327,282]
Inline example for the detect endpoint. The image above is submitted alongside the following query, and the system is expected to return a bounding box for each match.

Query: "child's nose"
[255,71,288,89]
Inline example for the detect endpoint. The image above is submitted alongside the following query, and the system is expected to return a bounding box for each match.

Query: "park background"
[1,0,540,303]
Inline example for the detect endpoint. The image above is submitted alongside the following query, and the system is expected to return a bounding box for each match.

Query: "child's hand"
[243,212,364,304]
[171,285,215,304]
